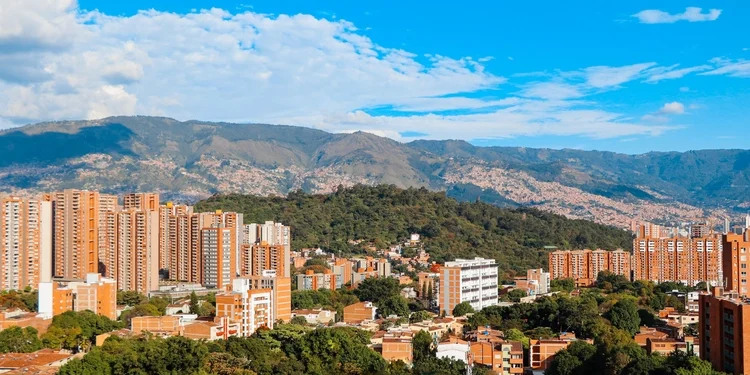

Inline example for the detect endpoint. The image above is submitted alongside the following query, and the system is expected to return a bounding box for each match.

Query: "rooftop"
[0,349,73,369]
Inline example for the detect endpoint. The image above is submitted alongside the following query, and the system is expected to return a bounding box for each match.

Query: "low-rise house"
[646,337,696,355]
[343,302,376,324]
[165,302,190,316]
[437,337,469,362]
[182,317,240,341]
[471,340,524,375]
[0,309,52,334]
[634,326,669,347]
[381,330,413,364]
[530,333,589,372]
[0,349,75,373]
[291,308,336,325]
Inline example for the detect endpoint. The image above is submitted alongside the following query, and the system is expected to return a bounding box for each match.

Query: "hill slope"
[0,116,747,228]
[195,185,634,277]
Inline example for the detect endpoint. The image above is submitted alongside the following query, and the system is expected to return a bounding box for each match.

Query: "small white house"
[436,337,470,363]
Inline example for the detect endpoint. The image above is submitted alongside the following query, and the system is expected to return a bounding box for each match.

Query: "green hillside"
[195,184,633,278]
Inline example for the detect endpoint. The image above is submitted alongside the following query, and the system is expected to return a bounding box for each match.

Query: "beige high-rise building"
[201,227,236,289]
[158,203,194,280]
[53,190,100,279]
[97,194,119,278]
[123,193,159,211]
[116,209,160,293]
[0,197,51,290]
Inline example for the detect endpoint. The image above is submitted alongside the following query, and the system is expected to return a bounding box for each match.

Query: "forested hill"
[196,185,633,278]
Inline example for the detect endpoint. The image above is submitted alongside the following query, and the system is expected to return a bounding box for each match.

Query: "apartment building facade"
[723,231,750,296]
[699,287,750,375]
[0,197,51,290]
[215,288,274,337]
[439,258,499,316]
[116,209,160,293]
[231,273,291,322]
[633,236,721,285]
[38,273,117,320]
[548,249,631,286]
[52,190,101,279]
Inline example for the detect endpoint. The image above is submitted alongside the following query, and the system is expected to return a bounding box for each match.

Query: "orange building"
[231,274,292,322]
[123,193,159,211]
[249,242,288,279]
[530,333,585,371]
[52,190,101,279]
[633,235,721,285]
[201,227,236,289]
[38,273,117,320]
[343,301,376,323]
[97,194,119,278]
[182,317,240,341]
[548,249,630,287]
[0,310,52,334]
[646,337,694,355]
[0,197,51,290]
[332,259,354,285]
[700,287,750,375]
[381,331,413,364]
[116,209,160,293]
[131,315,182,337]
[470,340,524,375]
[723,231,750,296]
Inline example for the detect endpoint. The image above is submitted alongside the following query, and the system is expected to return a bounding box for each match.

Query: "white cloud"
[700,58,750,78]
[645,65,711,82]
[679,87,690,92]
[0,0,680,142]
[583,63,657,88]
[633,7,722,24]
[658,102,685,115]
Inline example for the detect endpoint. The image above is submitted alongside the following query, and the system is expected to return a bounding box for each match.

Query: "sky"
[0,1,748,154]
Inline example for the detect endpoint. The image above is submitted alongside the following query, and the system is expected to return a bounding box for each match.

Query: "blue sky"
[1,1,748,153]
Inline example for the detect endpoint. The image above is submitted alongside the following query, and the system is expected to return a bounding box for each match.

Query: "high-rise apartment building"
[439,258,498,316]
[52,190,101,279]
[157,203,194,280]
[296,269,341,291]
[249,242,289,278]
[633,236,721,286]
[123,193,159,211]
[548,249,631,286]
[116,209,160,293]
[216,288,273,337]
[723,231,750,296]
[97,194,119,278]
[0,197,51,290]
[699,287,750,375]
[201,227,236,289]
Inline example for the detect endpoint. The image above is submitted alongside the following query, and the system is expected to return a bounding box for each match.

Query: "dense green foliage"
[58,324,485,375]
[41,311,125,351]
[0,327,42,353]
[197,185,633,276]
[452,302,475,317]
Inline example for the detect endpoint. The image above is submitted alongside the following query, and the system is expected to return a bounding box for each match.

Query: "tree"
[551,278,575,293]
[452,302,475,317]
[409,310,433,323]
[508,289,527,302]
[378,295,410,318]
[354,277,401,304]
[117,291,147,306]
[504,328,529,349]
[606,299,640,335]
[0,326,42,353]
[290,316,308,325]
[412,330,433,363]
[189,291,200,315]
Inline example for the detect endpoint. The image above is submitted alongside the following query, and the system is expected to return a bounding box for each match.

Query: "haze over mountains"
[1,116,748,229]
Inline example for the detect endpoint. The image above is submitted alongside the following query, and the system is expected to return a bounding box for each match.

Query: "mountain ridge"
[1,116,747,228]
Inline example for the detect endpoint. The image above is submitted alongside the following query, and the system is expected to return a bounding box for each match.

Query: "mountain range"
[1,116,748,229]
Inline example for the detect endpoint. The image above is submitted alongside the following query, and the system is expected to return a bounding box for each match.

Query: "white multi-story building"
[216,278,275,336]
[439,257,499,315]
